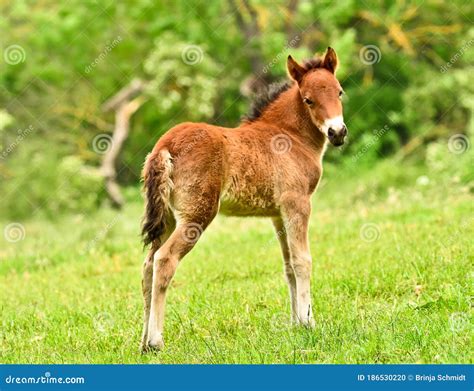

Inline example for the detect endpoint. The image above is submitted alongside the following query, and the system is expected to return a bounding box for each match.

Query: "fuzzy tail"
[141,149,173,247]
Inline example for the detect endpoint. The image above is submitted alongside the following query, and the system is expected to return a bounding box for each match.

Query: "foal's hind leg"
[272,217,298,323]
[146,213,217,350]
[140,246,157,352]
[140,217,175,352]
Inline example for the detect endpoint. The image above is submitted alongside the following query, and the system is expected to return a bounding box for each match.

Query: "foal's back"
[151,121,320,218]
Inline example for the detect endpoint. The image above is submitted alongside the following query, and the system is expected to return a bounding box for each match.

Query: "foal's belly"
[218,187,279,217]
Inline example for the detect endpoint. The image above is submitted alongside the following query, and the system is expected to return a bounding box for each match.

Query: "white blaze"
[320,115,345,136]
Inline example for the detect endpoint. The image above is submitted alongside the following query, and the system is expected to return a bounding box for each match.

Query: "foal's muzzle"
[328,125,347,147]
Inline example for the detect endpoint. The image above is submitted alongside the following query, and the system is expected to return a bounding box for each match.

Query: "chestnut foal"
[141,48,347,351]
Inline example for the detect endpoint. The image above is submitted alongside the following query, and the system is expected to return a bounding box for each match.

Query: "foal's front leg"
[272,217,298,323]
[281,195,315,327]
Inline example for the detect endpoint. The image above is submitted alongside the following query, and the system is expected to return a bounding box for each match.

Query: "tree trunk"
[100,79,145,208]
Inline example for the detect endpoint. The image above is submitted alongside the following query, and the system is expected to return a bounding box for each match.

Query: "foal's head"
[287,48,347,146]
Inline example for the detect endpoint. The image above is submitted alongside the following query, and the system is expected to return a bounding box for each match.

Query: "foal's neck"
[257,84,327,153]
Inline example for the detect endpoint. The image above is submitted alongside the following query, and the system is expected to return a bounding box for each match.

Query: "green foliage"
[425,140,474,187]
[402,63,474,137]
[55,156,105,214]
[0,110,14,134]
[144,32,221,120]
[0,1,472,218]
[0,2,471,365]
[0,148,105,219]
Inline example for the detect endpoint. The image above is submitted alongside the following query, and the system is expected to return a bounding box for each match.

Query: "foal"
[141,47,347,351]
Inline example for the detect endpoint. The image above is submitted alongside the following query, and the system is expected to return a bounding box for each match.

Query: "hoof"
[140,343,152,354]
[296,317,315,329]
[142,334,164,353]
[306,319,316,329]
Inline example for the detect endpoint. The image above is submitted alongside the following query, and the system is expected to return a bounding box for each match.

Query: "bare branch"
[100,95,146,208]
[102,78,145,112]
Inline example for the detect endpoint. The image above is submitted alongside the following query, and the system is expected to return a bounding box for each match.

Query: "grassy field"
[0,158,472,364]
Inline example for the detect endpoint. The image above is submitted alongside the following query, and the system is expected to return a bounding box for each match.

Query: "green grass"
[0,159,472,364]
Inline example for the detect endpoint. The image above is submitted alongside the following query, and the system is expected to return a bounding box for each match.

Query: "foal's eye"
[339,90,343,97]
[303,97,313,105]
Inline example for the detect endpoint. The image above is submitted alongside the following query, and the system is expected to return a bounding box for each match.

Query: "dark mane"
[242,81,293,122]
[243,56,324,122]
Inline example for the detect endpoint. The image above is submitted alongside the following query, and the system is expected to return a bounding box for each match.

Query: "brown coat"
[140,48,348,351]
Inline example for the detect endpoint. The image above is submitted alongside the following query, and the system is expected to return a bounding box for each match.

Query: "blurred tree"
[0,0,472,218]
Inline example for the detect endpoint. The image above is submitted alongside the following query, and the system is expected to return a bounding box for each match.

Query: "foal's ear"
[322,47,338,74]
[287,55,306,83]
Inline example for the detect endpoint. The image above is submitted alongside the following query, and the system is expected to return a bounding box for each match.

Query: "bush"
[0,149,105,220]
